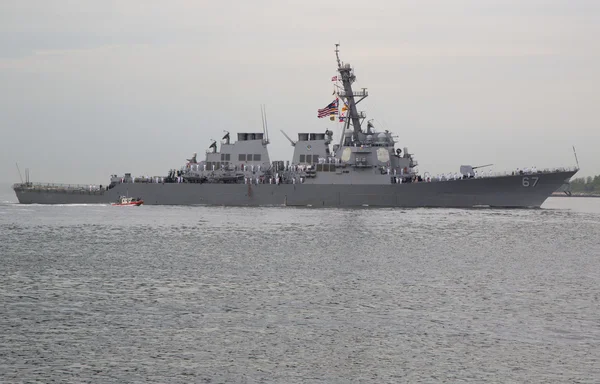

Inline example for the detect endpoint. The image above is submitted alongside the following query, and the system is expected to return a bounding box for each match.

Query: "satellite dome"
[345,63,351,69]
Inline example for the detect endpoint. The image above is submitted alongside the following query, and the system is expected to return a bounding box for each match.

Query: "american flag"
[317,99,338,118]
[331,76,338,81]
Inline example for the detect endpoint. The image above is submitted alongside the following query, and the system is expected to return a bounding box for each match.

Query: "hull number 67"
[522,176,539,187]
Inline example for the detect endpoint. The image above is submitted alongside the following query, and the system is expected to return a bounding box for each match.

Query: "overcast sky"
[1,0,598,184]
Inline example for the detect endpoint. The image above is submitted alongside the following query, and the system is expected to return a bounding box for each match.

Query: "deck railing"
[419,166,578,182]
[11,166,578,190]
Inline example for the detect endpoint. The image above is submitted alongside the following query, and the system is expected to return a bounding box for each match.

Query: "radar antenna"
[208,140,217,153]
[222,130,230,144]
[186,152,198,163]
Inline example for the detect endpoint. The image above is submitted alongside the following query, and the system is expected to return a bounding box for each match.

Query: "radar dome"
[345,63,351,69]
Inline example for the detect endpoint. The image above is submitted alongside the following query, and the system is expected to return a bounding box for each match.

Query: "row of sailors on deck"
[430,167,548,181]
[389,171,487,183]
[124,176,185,184]
[244,175,305,185]
[389,171,489,184]
[389,170,494,183]
[436,173,480,181]
[429,167,542,181]
[123,176,162,183]
[515,167,538,174]
[191,164,269,172]
[190,163,326,173]
[193,163,411,174]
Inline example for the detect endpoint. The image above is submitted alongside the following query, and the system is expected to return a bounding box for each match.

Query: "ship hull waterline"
[13,171,575,208]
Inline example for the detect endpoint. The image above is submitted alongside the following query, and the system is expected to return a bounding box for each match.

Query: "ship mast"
[335,44,368,144]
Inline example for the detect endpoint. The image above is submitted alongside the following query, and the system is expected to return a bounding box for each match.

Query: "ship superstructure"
[175,44,420,188]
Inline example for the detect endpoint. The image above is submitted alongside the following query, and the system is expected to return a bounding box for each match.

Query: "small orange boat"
[112,196,144,206]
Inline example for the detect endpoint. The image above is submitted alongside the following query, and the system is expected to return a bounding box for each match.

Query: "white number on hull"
[522,176,539,187]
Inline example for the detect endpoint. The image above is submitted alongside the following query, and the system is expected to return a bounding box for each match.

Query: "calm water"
[1,185,600,383]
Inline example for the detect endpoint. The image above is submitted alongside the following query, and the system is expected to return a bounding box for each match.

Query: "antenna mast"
[572,146,580,169]
[15,163,23,184]
[260,105,265,135]
[280,130,296,146]
[263,104,269,143]
[260,104,269,144]
[335,44,368,143]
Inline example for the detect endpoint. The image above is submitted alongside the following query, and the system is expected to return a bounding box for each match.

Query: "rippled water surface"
[1,188,600,383]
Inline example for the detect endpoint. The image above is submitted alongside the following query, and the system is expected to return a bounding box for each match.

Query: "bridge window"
[225,154,231,161]
[299,154,306,163]
[253,154,261,161]
[246,154,252,161]
[239,154,246,161]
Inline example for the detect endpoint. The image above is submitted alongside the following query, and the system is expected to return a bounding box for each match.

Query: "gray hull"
[14,171,575,208]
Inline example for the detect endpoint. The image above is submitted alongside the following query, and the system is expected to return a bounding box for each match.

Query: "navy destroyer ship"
[13,45,577,207]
